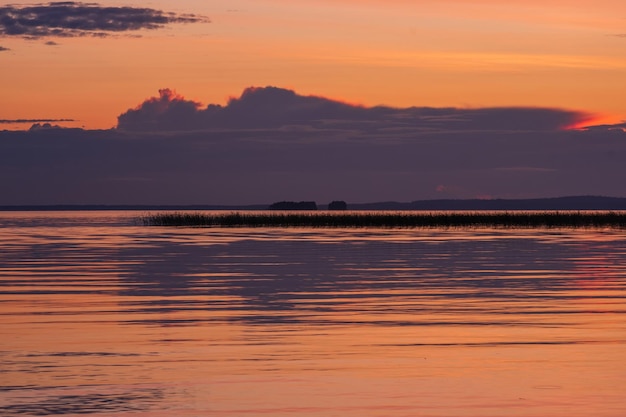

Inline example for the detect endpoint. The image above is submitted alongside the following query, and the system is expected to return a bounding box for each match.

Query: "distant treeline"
[268,201,348,210]
[143,211,626,229]
[269,201,318,210]
[350,196,626,211]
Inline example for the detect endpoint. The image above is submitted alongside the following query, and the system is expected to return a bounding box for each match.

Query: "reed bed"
[142,211,626,229]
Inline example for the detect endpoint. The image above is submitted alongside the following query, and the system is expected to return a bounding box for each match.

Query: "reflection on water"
[1,387,163,416]
[1,211,625,416]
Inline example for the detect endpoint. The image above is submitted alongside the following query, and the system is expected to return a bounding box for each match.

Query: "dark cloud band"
[0,118,75,123]
[0,2,209,38]
[2,87,625,205]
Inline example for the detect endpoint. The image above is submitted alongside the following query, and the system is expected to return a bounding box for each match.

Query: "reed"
[142,211,626,229]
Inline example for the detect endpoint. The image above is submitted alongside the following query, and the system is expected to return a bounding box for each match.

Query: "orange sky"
[2,0,626,129]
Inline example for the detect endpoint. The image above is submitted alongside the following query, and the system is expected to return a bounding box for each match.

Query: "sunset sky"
[1,1,626,205]
[3,0,626,129]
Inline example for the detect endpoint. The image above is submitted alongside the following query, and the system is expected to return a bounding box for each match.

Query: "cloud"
[45,40,59,46]
[494,166,557,173]
[2,86,626,206]
[117,89,207,131]
[583,121,626,132]
[28,122,74,131]
[0,118,75,124]
[0,45,9,51]
[0,2,209,39]
[118,86,590,133]
[117,87,369,131]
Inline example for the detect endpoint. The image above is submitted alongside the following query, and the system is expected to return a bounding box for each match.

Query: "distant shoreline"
[2,196,626,212]
[0,204,269,212]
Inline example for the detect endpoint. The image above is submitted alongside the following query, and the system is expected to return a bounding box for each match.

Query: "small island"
[328,201,348,210]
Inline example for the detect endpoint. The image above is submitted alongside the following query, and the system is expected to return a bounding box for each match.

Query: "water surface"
[1,211,625,416]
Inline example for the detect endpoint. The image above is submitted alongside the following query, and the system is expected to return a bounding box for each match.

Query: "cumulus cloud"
[0,2,209,39]
[117,89,207,131]
[28,122,80,131]
[117,87,367,131]
[117,86,590,133]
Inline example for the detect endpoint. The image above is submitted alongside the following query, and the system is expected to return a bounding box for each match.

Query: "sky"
[1,1,626,205]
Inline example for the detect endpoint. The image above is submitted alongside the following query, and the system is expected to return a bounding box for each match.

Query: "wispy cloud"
[0,118,75,124]
[0,2,209,39]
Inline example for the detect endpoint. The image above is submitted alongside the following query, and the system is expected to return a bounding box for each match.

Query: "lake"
[1,211,625,416]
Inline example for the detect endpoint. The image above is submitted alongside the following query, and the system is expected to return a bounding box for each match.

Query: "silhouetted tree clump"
[269,201,318,210]
[328,201,348,210]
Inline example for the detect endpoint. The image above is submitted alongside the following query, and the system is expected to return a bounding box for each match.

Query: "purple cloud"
[0,2,209,39]
[118,86,590,133]
[0,118,75,124]
[1,87,625,206]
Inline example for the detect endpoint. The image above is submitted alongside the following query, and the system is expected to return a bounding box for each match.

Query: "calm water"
[1,211,625,417]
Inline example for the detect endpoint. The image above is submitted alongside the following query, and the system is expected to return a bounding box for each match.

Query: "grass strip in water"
[142,211,626,229]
